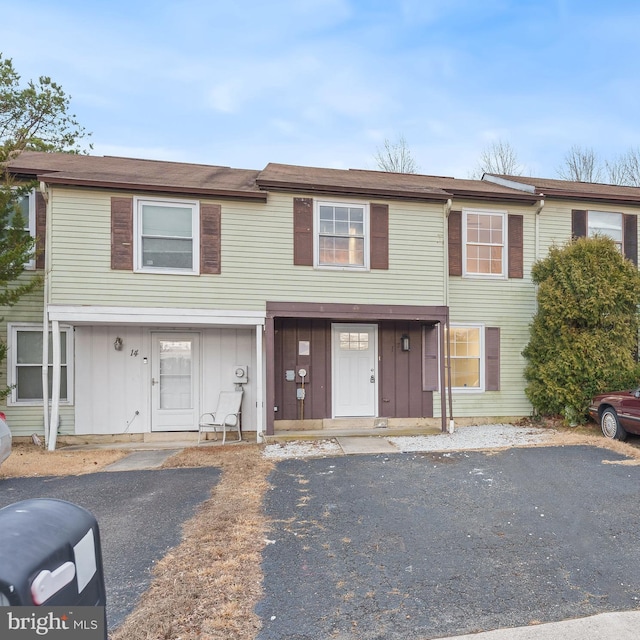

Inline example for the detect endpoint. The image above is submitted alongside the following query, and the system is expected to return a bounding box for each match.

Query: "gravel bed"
[262,423,556,459]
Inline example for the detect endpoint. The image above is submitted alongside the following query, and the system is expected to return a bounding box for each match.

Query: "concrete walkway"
[441,611,640,640]
[102,449,181,471]
[336,435,398,454]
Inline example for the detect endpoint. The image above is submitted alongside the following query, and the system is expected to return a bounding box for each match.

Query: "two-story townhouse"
[4,152,640,446]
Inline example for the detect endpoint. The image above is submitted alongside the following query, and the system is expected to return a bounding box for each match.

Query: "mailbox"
[0,498,106,612]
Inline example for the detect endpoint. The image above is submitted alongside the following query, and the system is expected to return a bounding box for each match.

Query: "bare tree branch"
[470,140,523,178]
[557,145,603,182]
[374,135,419,173]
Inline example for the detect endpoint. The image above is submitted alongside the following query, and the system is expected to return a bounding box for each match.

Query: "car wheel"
[601,407,627,441]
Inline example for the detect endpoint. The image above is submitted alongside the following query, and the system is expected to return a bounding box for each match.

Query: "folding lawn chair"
[198,390,243,444]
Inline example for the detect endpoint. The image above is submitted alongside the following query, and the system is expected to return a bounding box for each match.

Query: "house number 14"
[130,349,139,357]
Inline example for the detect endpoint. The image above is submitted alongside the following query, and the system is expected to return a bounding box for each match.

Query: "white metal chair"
[198,390,243,444]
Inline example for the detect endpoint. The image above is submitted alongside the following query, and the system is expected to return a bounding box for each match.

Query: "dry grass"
[0,442,129,477]
[110,444,274,640]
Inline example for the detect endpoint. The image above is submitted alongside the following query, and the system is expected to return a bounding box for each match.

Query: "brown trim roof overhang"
[35,173,268,201]
[266,301,449,322]
[256,178,451,203]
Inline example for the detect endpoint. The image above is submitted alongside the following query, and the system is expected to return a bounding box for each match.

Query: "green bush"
[523,236,640,423]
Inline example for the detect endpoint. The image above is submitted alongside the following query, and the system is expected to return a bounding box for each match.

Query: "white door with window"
[332,324,377,417]
[151,333,200,431]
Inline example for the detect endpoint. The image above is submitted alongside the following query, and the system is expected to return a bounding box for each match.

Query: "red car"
[588,388,640,440]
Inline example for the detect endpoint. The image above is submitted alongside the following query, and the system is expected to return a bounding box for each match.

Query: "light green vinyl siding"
[48,189,449,308]
[444,201,538,418]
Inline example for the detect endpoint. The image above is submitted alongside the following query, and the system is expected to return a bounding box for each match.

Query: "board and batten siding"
[74,326,256,434]
[48,189,449,309]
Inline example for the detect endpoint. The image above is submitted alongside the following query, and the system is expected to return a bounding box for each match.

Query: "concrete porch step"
[266,424,442,443]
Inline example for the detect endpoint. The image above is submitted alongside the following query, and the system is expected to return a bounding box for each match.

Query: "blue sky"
[2,0,640,178]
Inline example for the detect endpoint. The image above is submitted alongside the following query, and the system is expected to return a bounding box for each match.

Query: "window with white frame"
[463,209,506,277]
[446,325,483,391]
[8,325,73,404]
[7,188,36,269]
[588,211,623,251]
[316,201,369,269]
[134,198,199,273]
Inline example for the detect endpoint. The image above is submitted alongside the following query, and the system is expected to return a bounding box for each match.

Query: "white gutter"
[39,181,51,449]
[48,320,61,451]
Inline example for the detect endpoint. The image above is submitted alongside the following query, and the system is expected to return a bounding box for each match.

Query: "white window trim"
[462,209,507,279]
[11,187,36,270]
[313,200,370,271]
[448,323,485,393]
[7,323,74,406]
[133,197,200,275]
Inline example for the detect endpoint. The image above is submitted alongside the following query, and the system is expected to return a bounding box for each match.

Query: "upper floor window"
[588,211,623,251]
[7,188,36,269]
[134,198,200,274]
[8,324,73,405]
[315,201,369,269]
[463,209,506,278]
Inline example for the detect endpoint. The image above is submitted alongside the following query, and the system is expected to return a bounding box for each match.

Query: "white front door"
[151,333,200,431]
[332,323,377,417]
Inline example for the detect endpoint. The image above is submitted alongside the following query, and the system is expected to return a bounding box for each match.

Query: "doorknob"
[151,377,158,386]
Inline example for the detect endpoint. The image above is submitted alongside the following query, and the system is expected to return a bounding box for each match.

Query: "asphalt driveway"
[0,467,220,630]
[258,445,640,640]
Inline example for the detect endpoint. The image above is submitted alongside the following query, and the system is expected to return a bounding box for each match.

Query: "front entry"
[332,323,377,417]
[151,333,200,431]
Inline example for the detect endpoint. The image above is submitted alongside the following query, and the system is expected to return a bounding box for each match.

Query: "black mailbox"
[0,498,106,612]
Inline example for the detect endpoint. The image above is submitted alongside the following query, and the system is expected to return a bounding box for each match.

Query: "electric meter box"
[0,498,106,610]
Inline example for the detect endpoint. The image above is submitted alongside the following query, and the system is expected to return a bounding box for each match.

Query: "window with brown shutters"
[293,198,389,270]
[111,197,223,274]
[573,209,638,265]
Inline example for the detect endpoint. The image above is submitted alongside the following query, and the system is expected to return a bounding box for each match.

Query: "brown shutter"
[448,211,462,276]
[293,197,313,266]
[624,214,637,266]
[35,191,46,270]
[571,210,587,239]
[200,203,221,274]
[423,325,439,391]
[111,197,133,270]
[370,203,389,270]
[485,327,500,391]
[507,214,523,279]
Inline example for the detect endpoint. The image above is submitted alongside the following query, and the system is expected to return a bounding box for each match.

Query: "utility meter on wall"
[234,365,248,384]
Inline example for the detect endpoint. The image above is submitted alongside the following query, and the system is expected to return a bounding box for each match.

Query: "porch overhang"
[265,301,450,436]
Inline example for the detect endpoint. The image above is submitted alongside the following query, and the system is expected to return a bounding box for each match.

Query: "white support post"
[47,320,61,451]
[255,324,264,443]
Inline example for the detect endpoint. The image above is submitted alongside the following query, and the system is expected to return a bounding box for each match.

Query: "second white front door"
[332,323,377,417]
[151,333,200,431]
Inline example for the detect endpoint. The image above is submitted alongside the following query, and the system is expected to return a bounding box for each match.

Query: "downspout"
[534,198,545,262]
[39,181,50,448]
[49,319,61,452]
[443,199,454,433]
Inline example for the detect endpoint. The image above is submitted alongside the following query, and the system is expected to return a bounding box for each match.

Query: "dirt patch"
[110,445,274,640]
[0,443,129,478]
